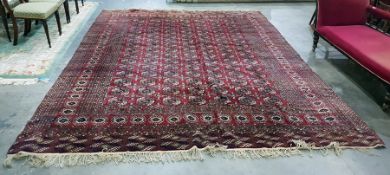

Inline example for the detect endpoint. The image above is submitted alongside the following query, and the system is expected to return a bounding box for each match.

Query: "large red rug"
[6,10,384,167]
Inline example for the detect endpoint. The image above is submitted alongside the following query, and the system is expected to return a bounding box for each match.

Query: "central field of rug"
[6,10,384,167]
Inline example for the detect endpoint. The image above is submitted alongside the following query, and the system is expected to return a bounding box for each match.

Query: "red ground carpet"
[5,10,384,167]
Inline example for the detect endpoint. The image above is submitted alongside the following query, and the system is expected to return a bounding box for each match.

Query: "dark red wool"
[8,10,383,155]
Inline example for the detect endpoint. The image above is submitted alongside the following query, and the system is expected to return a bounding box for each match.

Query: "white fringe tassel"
[2,140,364,168]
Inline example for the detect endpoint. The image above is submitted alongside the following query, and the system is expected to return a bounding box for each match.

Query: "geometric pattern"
[8,10,384,156]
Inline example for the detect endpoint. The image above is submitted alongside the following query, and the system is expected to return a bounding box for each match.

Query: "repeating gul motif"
[8,10,383,155]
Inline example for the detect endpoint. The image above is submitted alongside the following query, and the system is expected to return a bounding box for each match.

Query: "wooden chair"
[28,0,70,23]
[33,0,82,16]
[0,1,11,41]
[50,0,84,15]
[1,0,20,42]
[2,0,63,48]
[74,0,84,14]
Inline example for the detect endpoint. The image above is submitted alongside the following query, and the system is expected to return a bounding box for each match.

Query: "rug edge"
[3,140,385,168]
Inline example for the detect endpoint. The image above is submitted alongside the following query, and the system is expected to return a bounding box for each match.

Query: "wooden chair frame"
[26,0,71,23]
[74,0,84,14]
[0,1,11,41]
[311,0,390,111]
[2,0,62,48]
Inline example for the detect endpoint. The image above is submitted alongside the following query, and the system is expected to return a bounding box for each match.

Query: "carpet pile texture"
[5,10,384,167]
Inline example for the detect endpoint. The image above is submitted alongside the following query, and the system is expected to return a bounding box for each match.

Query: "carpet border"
[4,9,385,168]
[4,140,384,168]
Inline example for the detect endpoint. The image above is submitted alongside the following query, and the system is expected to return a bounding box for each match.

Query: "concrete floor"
[1,0,390,174]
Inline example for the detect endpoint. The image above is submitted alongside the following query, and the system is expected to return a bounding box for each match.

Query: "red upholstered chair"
[313,0,390,110]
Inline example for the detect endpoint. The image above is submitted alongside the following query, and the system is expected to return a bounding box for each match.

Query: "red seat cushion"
[318,25,390,83]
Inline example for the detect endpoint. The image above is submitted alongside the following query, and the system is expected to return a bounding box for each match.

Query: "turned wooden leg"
[75,0,80,14]
[12,16,18,46]
[383,85,390,112]
[64,0,71,23]
[55,11,62,35]
[312,31,320,52]
[42,20,51,48]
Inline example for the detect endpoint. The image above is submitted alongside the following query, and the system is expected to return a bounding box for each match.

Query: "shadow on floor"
[324,56,388,112]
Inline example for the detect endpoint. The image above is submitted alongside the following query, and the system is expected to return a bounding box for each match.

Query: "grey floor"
[1,1,390,175]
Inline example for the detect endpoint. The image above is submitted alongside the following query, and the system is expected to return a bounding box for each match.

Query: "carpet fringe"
[3,140,376,168]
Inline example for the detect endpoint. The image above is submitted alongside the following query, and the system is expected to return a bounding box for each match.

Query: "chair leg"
[64,0,71,23]
[374,0,379,6]
[27,19,32,33]
[42,20,51,48]
[12,16,18,46]
[75,0,80,14]
[0,5,11,42]
[24,19,28,36]
[81,0,84,6]
[23,19,31,36]
[35,20,39,25]
[312,31,319,52]
[309,9,316,25]
[55,11,62,35]
[383,85,390,112]
[4,18,11,42]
